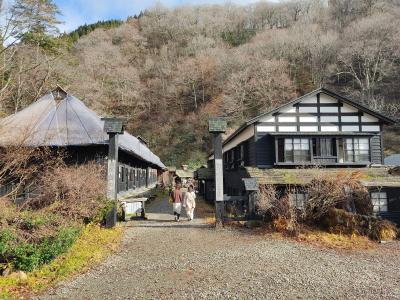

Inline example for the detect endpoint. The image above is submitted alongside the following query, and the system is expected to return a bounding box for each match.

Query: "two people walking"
[170,184,196,222]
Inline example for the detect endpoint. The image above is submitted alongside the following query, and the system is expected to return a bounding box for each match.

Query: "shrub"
[304,171,371,222]
[1,227,81,272]
[0,159,108,273]
[35,163,107,223]
[371,219,398,241]
[257,185,299,236]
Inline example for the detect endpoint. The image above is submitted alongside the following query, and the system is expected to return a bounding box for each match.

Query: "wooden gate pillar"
[209,117,227,226]
[214,133,224,224]
[102,117,126,228]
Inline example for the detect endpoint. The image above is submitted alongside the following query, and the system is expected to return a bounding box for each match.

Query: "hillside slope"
[1,1,400,166]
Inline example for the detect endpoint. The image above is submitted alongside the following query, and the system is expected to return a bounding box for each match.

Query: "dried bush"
[37,163,108,222]
[0,151,108,272]
[371,219,398,241]
[257,185,299,236]
[0,146,65,200]
[322,208,366,235]
[256,185,276,217]
[304,171,371,222]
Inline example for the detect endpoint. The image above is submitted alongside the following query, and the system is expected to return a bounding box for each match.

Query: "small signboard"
[242,178,259,191]
[208,117,227,133]
[102,117,126,134]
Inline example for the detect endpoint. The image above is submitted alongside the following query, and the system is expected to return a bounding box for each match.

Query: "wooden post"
[102,117,126,228]
[209,117,227,226]
[242,178,259,218]
[214,133,224,224]
[106,133,119,228]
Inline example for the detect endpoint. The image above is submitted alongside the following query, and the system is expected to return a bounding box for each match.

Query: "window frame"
[344,138,370,163]
[289,192,309,209]
[371,192,388,213]
[312,138,336,158]
[284,138,311,163]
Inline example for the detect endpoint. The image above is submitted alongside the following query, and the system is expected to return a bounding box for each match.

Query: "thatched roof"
[0,87,166,169]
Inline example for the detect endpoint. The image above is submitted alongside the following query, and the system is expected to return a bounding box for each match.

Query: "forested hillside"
[1,0,400,166]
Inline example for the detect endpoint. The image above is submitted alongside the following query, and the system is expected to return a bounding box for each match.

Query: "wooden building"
[202,88,400,224]
[0,87,166,202]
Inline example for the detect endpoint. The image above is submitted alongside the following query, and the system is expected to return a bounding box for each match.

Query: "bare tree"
[336,12,400,103]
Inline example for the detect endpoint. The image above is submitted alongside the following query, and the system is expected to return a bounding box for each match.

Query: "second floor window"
[284,138,310,162]
[313,138,336,157]
[344,138,370,162]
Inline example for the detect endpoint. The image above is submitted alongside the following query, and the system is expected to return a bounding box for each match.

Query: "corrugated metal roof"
[385,154,400,166]
[0,87,166,169]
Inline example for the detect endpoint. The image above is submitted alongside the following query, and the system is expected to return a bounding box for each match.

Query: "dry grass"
[195,197,215,219]
[204,216,216,226]
[223,221,379,251]
[298,230,377,251]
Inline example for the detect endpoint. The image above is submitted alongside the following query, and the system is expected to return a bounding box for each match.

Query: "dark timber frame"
[204,87,399,225]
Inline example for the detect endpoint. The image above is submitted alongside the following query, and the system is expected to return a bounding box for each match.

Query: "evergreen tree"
[10,0,61,40]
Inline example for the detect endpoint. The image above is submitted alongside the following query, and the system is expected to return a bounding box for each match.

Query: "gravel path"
[37,197,400,300]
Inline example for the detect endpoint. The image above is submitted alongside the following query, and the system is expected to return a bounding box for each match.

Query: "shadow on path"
[126,194,214,229]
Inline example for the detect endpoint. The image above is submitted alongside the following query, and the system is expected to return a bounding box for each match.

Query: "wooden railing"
[312,156,337,164]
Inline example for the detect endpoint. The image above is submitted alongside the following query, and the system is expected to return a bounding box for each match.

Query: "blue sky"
[54,0,262,32]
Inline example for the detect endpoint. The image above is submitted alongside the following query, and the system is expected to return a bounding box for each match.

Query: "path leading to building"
[38,196,400,299]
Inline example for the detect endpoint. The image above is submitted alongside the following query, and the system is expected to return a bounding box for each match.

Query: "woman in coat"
[184,185,196,221]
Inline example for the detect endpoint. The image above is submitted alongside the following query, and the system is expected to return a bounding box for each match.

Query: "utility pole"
[208,117,227,226]
[102,117,126,228]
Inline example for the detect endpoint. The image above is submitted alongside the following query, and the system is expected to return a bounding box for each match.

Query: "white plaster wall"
[320,94,338,103]
[279,126,297,132]
[341,116,359,122]
[260,116,275,123]
[362,114,379,122]
[321,116,339,122]
[299,106,318,113]
[278,116,296,122]
[342,103,358,113]
[342,125,360,132]
[321,125,339,132]
[257,125,275,133]
[320,106,339,113]
[362,125,380,132]
[300,126,318,132]
[299,116,318,122]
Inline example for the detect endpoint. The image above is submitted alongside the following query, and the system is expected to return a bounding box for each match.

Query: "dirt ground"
[36,196,400,300]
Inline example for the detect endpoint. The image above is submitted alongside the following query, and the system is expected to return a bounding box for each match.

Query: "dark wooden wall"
[377,187,400,225]
[4,145,161,203]
[255,133,275,168]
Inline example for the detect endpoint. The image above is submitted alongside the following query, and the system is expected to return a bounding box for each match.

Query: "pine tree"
[10,0,61,39]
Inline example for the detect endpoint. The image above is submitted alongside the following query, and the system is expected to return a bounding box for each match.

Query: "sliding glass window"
[284,138,310,162]
[344,138,370,162]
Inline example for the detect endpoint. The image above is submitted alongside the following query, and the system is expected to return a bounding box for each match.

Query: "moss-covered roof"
[176,169,194,178]
[195,166,400,187]
[246,167,400,187]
